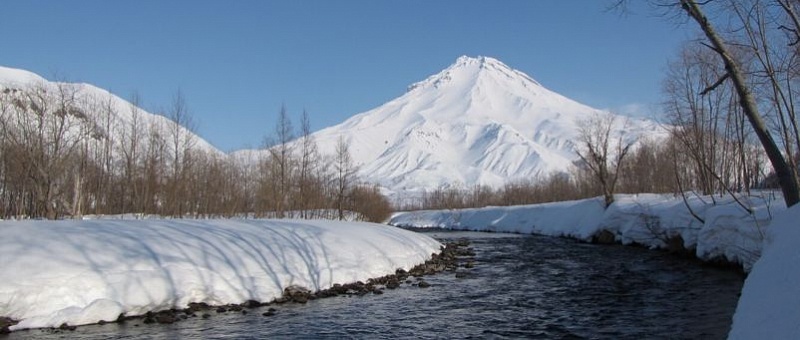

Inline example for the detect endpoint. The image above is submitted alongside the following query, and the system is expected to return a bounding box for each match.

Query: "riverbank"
[3,239,476,336]
[728,203,800,339]
[390,192,800,339]
[390,193,782,272]
[0,219,441,331]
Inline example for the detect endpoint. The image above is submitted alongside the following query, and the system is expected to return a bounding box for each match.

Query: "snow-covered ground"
[0,219,441,330]
[391,193,782,271]
[391,192,800,339]
[728,203,800,339]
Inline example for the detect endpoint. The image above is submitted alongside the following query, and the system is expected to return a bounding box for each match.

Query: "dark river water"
[8,231,744,339]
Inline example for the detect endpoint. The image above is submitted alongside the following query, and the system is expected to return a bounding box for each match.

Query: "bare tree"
[664,45,741,196]
[86,93,118,215]
[609,0,800,208]
[617,137,677,194]
[165,90,197,217]
[297,109,320,218]
[349,184,392,222]
[256,104,297,218]
[0,88,21,218]
[728,0,800,195]
[0,81,90,218]
[333,136,357,220]
[678,0,800,206]
[144,118,168,215]
[116,92,146,214]
[575,113,635,207]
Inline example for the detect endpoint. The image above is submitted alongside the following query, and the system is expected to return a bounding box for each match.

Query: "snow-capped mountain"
[0,66,220,154]
[309,56,663,194]
[0,57,663,197]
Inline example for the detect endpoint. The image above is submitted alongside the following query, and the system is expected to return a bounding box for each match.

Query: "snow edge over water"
[0,219,441,330]
[390,193,780,271]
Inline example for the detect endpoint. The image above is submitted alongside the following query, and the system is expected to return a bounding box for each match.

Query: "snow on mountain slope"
[308,56,664,194]
[0,66,47,86]
[0,65,220,154]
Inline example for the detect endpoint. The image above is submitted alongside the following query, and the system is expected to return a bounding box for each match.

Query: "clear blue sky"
[2,1,695,152]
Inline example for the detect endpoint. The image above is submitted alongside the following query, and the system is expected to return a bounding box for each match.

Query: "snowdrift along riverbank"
[391,193,782,271]
[728,203,800,339]
[0,219,441,330]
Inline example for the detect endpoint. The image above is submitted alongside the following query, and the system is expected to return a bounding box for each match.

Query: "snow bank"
[728,203,800,339]
[600,194,776,271]
[391,193,783,271]
[390,197,607,238]
[0,219,441,330]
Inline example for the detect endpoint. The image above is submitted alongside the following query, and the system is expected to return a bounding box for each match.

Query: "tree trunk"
[681,0,800,207]
[72,170,83,219]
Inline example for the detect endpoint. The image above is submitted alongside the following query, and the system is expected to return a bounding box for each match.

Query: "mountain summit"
[310,56,661,195]
[407,55,543,93]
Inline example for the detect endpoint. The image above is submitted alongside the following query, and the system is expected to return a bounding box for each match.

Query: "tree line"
[0,81,391,222]
[404,114,768,211]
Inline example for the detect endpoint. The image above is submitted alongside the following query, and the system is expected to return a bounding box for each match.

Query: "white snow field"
[0,219,441,330]
[392,192,800,339]
[728,203,800,339]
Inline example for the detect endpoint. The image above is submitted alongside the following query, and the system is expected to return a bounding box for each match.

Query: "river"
[8,231,743,339]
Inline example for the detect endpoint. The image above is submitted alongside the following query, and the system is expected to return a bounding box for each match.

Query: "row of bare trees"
[0,81,391,222]
[607,0,800,209]
[675,0,800,208]
[403,123,769,212]
[663,45,769,200]
[251,105,388,221]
